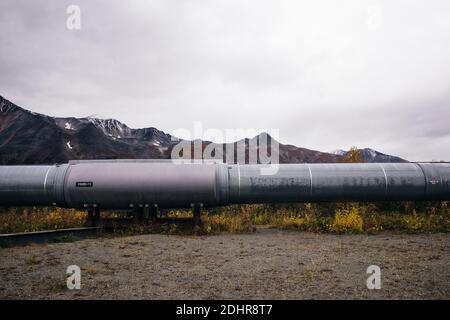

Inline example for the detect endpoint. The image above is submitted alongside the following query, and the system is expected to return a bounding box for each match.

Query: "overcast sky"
[1,0,449,161]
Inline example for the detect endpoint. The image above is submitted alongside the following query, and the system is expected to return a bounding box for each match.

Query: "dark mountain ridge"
[0,96,407,165]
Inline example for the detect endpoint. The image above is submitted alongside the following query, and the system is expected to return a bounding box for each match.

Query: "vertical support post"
[86,208,94,227]
[149,204,158,223]
[192,203,203,227]
[133,206,144,223]
[94,206,101,226]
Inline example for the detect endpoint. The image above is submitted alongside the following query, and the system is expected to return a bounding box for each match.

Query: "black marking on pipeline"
[76,181,93,187]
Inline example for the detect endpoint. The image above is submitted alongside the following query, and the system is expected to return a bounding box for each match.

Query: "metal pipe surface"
[0,160,448,209]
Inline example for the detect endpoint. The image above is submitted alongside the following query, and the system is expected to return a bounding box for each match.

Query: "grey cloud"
[0,0,449,161]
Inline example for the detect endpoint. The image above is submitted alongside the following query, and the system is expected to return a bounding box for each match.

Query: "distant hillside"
[0,96,407,164]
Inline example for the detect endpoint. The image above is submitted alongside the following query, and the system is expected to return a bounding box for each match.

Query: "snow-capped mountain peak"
[330,149,348,156]
[0,95,407,165]
[84,117,131,137]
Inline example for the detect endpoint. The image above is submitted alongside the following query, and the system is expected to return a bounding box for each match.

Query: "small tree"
[343,146,364,163]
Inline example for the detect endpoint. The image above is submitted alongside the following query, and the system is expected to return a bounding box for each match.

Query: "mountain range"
[0,95,406,165]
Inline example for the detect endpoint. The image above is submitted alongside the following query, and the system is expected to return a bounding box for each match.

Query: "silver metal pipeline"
[0,160,448,209]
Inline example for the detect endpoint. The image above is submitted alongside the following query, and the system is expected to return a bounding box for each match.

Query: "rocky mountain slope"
[0,96,406,164]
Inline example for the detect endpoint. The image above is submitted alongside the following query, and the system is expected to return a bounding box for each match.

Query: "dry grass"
[205,202,449,234]
[25,255,42,265]
[0,202,449,236]
[0,207,86,234]
[84,266,98,275]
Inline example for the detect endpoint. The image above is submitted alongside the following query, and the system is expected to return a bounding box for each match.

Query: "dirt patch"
[0,227,448,299]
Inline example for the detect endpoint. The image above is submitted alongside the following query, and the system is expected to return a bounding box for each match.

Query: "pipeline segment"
[0,160,448,209]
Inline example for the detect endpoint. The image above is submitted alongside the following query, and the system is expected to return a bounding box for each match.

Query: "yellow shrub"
[402,211,423,232]
[204,211,254,234]
[280,217,308,230]
[330,207,364,234]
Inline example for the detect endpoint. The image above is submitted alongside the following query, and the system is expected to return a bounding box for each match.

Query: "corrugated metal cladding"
[0,160,448,209]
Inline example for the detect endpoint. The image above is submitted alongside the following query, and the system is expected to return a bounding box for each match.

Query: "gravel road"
[0,227,449,299]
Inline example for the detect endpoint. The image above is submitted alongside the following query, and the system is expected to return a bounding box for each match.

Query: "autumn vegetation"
[0,149,448,236]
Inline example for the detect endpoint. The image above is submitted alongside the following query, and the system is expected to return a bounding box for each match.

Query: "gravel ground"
[0,227,449,299]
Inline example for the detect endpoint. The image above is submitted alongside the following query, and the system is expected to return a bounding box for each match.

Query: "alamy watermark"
[367,4,382,30]
[366,265,381,289]
[170,122,280,175]
[66,5,81,30]
[66,265,81,290]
